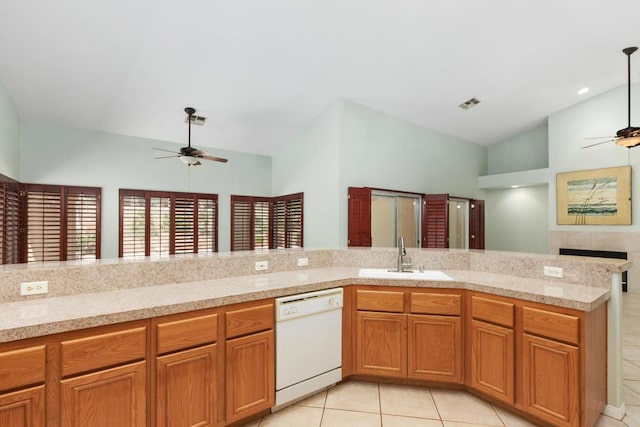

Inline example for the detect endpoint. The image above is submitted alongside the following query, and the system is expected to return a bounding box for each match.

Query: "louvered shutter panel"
[424,194,449,248]
[0,181,20,264]
[469,199,485,249]
[66,187,100,260]
[197,196,217,253]
[174,195,195,254]
[347,187,372,247]
[25,186,62,262]
[231,197,252,251]
[271,199,287,249]
[149,194,171,257]
[254,200,270,249]
[286,196,303,249]
[120,191,146,259]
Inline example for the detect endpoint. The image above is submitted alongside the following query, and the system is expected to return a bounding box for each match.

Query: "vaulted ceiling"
[1,0,639,155]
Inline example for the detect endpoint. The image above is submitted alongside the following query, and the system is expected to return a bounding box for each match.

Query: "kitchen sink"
[357,268,453,281]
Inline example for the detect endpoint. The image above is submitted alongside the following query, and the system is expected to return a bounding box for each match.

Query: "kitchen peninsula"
[0,248,629,427]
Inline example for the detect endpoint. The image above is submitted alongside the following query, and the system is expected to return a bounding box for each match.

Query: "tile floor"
[244,292,640,427]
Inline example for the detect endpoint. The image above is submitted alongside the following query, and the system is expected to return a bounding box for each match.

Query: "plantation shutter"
[469,199,485,249]
[271,193,303,249]
[66,187,100,260]
[347,187,372,247]
[174,195,195,254]
[149,193,171,257]
[120,190,146,259]
[254,200,270,249]
[25,185,62,262]
[286,196,303,248]
[271,199,287,249]
[197,196,217,253]
[231,196,253,251]
[424,193,449,248]
[0,181,21,264]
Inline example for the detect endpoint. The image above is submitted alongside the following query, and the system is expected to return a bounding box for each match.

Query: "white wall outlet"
[20,281,49,296]
[255,261,268,271]
[543,266,564,279]
[297,257,309,267]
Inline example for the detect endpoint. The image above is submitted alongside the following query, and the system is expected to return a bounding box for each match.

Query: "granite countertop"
[0,267,611,343]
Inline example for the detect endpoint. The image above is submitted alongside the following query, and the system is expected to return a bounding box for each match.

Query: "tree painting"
[567,176,617,224]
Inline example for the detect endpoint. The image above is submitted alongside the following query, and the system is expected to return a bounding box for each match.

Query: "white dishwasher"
[273,287,343,411]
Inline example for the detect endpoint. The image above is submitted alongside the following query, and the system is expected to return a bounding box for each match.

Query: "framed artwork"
[556,166,631,225]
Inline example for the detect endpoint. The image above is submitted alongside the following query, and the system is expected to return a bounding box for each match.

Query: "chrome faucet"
[397,236,411,272]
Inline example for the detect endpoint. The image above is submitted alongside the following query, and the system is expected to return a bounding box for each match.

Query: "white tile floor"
[244,292,640,427]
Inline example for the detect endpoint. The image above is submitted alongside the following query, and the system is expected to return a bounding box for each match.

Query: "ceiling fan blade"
[153,155,181,159]
[200,155,228,163]
[585,136,615,140]
[580,139,614,149]
[153,148,180,154]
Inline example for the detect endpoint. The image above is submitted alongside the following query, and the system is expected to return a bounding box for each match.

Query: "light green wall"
[548,83,640,233]
[485,185,549,253]
[0,82,19,179]
[19,121,272,258]
[488,122,548,175]
[272,102,341,248]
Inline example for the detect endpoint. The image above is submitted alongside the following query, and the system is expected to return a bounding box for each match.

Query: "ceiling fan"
[153,107,228,165]
[582,46,640,149]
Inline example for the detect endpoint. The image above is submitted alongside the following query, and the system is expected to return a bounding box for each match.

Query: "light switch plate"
[297,257,309,267]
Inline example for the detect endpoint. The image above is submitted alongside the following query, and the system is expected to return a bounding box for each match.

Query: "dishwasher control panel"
[275,288,343,321]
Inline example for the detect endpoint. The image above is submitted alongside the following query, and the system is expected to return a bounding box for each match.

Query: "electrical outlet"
[255,261,268,271]
[20,281,49,296]
[543,266,564,279]
[297,257,309,267]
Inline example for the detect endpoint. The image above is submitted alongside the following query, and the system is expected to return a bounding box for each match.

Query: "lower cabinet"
[356,311,407,377]
[60,361,146,427]
[469,319,514,404]
[224,302,275,425]
[0,385,45,427]
[156,345,217,427]
[408,314,462,383]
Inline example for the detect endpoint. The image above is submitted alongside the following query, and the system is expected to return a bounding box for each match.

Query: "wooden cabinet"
[522,306,581,427]
[224,302,275,424]
[59,325,147,427]
[154,311,218,427]
[354,288,463,384]
[0,345,46,427]
[469,295,515,404]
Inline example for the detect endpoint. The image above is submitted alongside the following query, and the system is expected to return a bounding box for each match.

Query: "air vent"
[458,97,481,110]
[185,115,206,126]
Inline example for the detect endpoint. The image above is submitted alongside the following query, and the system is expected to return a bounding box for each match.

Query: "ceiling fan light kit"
[152,107,228,165]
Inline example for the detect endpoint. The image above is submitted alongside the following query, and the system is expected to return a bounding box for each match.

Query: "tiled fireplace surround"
[550,231,639,293]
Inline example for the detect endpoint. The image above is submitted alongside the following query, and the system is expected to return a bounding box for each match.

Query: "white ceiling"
[1,0,639,155]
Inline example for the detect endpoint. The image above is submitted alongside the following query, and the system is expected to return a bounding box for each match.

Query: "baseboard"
[603,403,626,420]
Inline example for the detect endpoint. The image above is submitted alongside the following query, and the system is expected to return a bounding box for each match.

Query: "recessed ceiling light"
[577,87,589,95]
[511,185,520,188]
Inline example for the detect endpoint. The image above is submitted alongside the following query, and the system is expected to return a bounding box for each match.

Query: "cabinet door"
[523,333,579,427]
[355,311,407,378]
[226,330,274,424]
[157,344,217,427]
[470,320,514,404]
[0,385,45,427]
[408,314,462,383]
[60,361,146,427]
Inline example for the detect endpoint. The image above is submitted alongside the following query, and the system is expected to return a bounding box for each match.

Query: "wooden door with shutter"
[347,187,372,247]
[423,194,448,248]
[469,199,485,249]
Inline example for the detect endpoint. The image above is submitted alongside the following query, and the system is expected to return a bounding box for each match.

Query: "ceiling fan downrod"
[623,47,638,130]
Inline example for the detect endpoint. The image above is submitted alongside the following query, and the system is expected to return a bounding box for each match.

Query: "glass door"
[371,191,421,248]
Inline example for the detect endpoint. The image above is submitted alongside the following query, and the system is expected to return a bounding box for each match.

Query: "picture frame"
[556,166,631,225]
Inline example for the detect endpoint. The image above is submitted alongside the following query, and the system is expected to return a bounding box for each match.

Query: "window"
[119,189,218,259]
[230,193,303,251]
[24,184,101,263]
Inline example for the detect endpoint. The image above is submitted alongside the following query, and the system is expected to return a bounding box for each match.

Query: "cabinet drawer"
[226,303,274,339]
[471,296,514,328]
[523,307,580,345]
[61,327,147,376]
[0,345,46,392]
[357,290,404,313]
[411,292,461,315]
[157,313,218,355]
